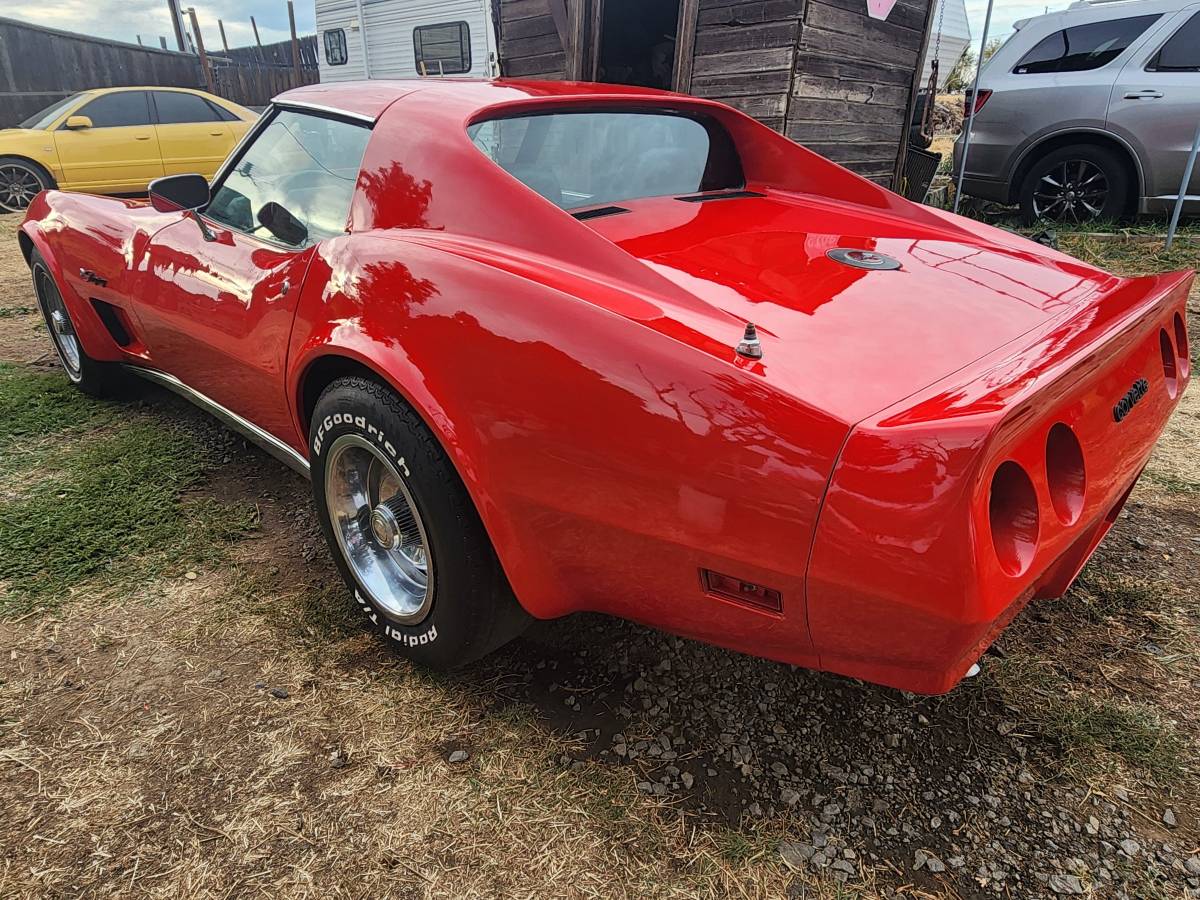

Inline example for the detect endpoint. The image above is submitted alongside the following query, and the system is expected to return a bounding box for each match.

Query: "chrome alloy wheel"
[1032,159,1108,223]
[34,266,82,378]
[0,162,43,212]
[324,434,434,623]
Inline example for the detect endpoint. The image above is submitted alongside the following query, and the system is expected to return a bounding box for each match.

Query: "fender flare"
[1007,127,1145,205]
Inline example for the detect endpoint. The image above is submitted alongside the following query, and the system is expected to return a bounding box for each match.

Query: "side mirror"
[148,174,209,213]
[64,115,93,130]
[258,201,308,246]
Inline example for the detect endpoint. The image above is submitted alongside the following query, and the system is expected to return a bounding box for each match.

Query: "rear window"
[466,111,744,211]
[1149,11,1200,71]
[1013,14,1160,74]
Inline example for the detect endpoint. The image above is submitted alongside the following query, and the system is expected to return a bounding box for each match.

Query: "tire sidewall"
[309,383,489,667]
[30,253,84,385]
[1019,145,1129,225]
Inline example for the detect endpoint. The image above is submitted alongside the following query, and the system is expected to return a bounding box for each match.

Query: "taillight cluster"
[964,89,992,118]
[988,423,1087,577]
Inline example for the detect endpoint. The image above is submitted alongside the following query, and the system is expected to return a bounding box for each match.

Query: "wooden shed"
[492,0,934,189]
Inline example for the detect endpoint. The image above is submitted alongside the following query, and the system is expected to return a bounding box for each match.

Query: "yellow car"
[0,86,256,212]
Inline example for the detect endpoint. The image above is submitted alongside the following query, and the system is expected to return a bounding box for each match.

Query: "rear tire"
[0,156,54,213]
[1018,144,1130,226]
[310,377,530,669]
[30,250,118,397]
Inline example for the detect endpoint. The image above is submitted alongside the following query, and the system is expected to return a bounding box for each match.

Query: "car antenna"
[736,323,763,360]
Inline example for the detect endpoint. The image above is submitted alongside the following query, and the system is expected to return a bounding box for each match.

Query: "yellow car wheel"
[0,156,55,214]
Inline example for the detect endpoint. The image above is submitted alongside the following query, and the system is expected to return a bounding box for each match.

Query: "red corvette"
[19,80,1192,694]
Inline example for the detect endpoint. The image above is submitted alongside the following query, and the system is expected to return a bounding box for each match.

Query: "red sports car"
[19,80,1192,694]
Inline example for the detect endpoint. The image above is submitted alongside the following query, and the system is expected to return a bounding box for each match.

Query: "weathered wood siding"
[689,0,802,132]
[498,0,568,78]
[491,0,929,187]
[786,0,930,183]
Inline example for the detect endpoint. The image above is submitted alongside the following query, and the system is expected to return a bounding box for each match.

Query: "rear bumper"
[806,269,1193,694]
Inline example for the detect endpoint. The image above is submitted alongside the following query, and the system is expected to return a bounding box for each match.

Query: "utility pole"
[251,16,265,62]
[287,1,302,77]
[218,19,230,54]
[167,0,187,51]
[159,36,169,49]
[188,7,216,93]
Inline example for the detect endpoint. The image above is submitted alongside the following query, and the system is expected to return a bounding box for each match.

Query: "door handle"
[209,131,224,136]
[1123,90,1164,99]
[134,134,152,140]
[273,278,290,299]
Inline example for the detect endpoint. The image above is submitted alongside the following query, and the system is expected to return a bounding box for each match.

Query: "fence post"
[288,1,302,79]
[188,7,216,93]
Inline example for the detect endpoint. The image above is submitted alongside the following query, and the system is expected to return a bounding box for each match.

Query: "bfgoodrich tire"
[30,249,118,397]
[310,376,530,668]
[1018,144,1130,226]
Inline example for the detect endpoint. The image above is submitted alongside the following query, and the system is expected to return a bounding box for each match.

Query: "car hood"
[583,191,1121,423]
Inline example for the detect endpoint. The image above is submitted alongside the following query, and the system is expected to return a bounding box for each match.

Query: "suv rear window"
[466,111,744,211]
[1013,14,1160,74]
[1149,11,1200,71]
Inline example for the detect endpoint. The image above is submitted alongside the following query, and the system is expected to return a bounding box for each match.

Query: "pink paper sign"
[867,0,898,19]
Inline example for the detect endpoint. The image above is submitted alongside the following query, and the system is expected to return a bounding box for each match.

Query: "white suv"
[954,0,1200,223]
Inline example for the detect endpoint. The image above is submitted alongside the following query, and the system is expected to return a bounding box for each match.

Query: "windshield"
[19,93,85,130]
[466,110,744,211]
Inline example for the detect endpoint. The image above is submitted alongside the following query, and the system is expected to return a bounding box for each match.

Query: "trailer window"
[324,29,348,66]
[467,111,744,211]
[414,21,470,75]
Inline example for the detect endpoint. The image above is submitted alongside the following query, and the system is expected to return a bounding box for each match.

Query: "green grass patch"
[980,655,1185,782]
[0,306,36,319]
[1144,470,1200,494]
[0,378,257,615]
[0,362,114,453]
[1067,569,1163,624]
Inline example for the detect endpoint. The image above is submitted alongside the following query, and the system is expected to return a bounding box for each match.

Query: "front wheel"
[30,250,117,396]
[1018,144,1130,226]
[310,377,530,668]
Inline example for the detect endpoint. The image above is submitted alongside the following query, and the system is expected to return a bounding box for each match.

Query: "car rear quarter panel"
[808,269,1193,693]
[288,233,852,666]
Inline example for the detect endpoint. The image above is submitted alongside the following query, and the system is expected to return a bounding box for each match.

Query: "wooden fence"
[0,16,317,127]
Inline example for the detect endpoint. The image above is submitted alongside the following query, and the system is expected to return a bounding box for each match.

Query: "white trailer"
[315,0,498,82]
[920,0,972,91]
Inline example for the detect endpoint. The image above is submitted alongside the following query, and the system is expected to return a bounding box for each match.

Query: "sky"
[4,0,316,50]
[4,0,1068,57]
[964,0,1073,46]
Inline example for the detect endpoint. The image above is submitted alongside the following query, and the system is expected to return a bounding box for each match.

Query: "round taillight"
[1161,329,1178,399]
[1046,423,1085,525]
[989,461,1040,577]
[1175,312,1189,378]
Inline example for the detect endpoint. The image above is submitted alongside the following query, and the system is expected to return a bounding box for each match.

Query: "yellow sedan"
[0,86,256,212]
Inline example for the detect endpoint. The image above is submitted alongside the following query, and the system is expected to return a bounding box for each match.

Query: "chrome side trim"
[272,99,376,125]
[122,365,311,477]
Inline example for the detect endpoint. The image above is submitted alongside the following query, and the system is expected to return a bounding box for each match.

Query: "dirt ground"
[1,212,1198,899]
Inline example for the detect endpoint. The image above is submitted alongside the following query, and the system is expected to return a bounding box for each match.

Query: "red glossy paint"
[19,79,1193,694]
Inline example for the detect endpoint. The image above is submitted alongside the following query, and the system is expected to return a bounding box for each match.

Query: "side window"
[414,21,470,75]
[205,109,370,247]
[1148,12,1200,71]
[1013,14,1160,74]
[70,91,151,128]
[324,28,348,65]
[153,91,222,124]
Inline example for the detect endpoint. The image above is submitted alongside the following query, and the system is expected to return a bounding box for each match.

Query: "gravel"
[487,613,1195,898]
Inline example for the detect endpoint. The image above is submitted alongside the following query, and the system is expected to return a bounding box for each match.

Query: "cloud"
[963,0,1072,43]
[6,0,315,49]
